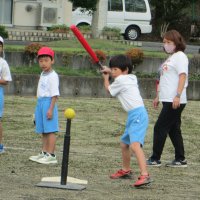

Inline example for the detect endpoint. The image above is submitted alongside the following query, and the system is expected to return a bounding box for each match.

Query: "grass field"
[0,96,200,200]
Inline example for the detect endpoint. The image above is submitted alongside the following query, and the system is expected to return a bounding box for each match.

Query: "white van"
[72,0,152,40]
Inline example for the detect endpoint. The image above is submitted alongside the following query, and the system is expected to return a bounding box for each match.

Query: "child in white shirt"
[101,54,152,187]
[29,47,59,164]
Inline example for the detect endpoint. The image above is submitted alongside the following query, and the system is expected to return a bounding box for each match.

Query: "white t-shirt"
[0,57,12,82]
[108,74,144,112]
[37,70,60,98]
[159,51,188,103]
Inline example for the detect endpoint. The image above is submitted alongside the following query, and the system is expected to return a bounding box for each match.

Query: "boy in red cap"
[29,46,59,164]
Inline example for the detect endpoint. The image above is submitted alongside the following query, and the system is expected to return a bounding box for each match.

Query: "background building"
[0,0,72,30]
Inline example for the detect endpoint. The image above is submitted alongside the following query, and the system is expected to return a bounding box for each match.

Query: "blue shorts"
[0,87,4,118]
[121,106,148,146]
[35,97,59,134]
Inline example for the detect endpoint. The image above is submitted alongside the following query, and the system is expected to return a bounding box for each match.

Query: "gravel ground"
[0,96,199,200]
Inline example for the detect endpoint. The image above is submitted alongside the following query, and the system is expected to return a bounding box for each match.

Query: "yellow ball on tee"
[64,108,76,119]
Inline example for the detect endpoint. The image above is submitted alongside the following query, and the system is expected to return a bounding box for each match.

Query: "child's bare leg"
[42,134,48,152]
[120,142,131,171]
[46,133,56,154]
[130,142,148,175]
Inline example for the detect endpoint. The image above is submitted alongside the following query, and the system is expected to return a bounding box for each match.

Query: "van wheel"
[125,26,140,40]
[77,23,90,28]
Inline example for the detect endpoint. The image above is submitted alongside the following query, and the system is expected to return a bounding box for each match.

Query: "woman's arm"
[172,73,186,109]
[176,73,186,96]
[153,80,160,109]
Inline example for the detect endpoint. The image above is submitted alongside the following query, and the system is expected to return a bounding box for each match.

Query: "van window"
[125,0,147,13]
[108,0,123,12]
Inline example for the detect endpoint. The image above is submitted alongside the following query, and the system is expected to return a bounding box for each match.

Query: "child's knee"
[131,142,141,152]
[120,142,129,150]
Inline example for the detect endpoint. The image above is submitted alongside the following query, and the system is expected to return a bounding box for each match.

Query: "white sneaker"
[29,152,45,162]
[36,153,58,164]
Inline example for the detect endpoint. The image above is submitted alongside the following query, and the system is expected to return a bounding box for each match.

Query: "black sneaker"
[165,159,187,168]
[146,158,161,167]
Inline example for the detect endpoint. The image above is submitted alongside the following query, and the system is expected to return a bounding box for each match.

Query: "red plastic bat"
[70,25,103,69]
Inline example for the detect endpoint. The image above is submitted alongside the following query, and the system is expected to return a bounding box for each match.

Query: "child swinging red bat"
[70,25,103,69]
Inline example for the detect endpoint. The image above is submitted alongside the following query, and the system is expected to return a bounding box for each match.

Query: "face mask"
[163,43,176,54]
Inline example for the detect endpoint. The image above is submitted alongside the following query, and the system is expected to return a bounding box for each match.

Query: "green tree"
[151,0,198,37]
[0,26,8,38]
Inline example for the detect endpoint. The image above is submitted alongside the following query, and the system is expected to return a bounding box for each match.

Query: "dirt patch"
[0,96,200,200]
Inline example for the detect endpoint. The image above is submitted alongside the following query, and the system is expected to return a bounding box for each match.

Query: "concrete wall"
[5,51,165,72]
[3,74,200,100]
[5,51,199,74]
[4,52,200,99]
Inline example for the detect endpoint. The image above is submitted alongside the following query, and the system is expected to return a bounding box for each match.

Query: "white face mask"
[163,43,176,54]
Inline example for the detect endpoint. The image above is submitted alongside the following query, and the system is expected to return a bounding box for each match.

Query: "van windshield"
[108,0,123,11]
[125,0,147,13]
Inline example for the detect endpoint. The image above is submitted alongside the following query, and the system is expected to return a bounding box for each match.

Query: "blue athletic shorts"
[0,87,4,118]
[35,97,59,134]
[121,106,148,146]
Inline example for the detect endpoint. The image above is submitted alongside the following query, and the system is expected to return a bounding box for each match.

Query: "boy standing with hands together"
[101,55,152,187]
[29,47,59,164]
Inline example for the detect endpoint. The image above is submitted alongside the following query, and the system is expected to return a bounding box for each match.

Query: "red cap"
[37,47,54,59]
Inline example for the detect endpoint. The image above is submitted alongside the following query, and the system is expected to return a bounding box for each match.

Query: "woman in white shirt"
[147,30,188,167]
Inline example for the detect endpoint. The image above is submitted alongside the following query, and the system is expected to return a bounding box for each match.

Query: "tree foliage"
[150,0,199,38]
[0,26,8,38]
[68,0,98,11]
[151,0,198,25]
